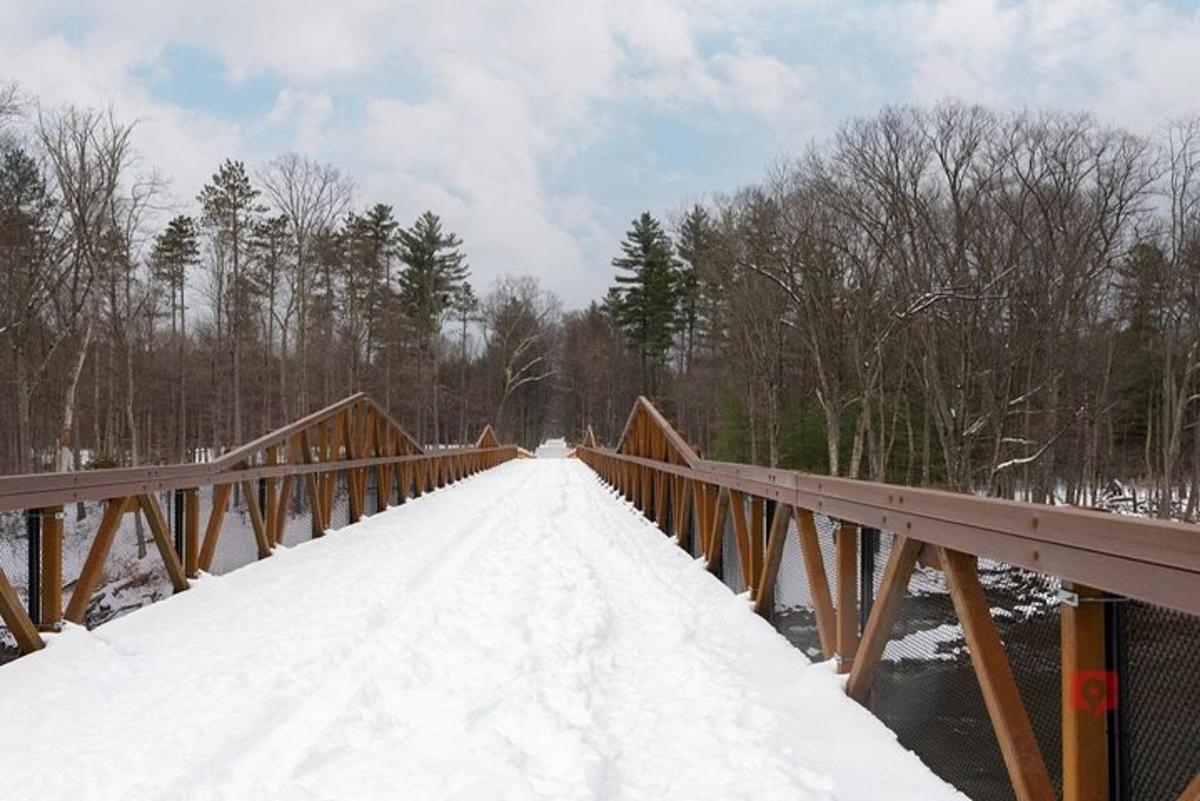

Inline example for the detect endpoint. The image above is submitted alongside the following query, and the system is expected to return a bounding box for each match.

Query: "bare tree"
[480,276,559,439]
[258,154,352,415]
[36,105,137,472]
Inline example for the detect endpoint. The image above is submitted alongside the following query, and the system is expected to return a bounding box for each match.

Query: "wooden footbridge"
[0,394,1197,801]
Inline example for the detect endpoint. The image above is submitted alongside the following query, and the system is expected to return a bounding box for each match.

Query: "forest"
[2,83,1199,520]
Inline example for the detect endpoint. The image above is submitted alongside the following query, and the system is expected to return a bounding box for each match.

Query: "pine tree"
[198,160,265,446]
[356,204,400,374]
[676,204,715,370]
[606,212,679,396]
[451,281,478,442]
[151,215,199,459]
[397,210,469,442]
[247,214,292,426]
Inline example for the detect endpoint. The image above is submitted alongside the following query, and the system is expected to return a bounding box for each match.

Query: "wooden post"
[941,547,1055,801]
[265,446,279,546]
[345,409,363,522]
[1062,583,1109,801]
[40,505,64,629]
[836,521,859,674]
[184,489,200,578]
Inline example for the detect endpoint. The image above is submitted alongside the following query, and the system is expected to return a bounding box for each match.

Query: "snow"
[0,460,964,801]
[882,624,965,663]
[535,437,570,458]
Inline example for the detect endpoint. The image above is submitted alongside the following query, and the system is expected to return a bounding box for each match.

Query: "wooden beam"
[65,497,127,624]
[274,474,294,545]
[753,503,792,617]
[39,505,64,628]
[836,521,859,674]
[654,470,668,532]
[704,487,730,575]
[184,489,200,578]
[265,446,279,548]
[136,494,189,593]
[1061,583,1108,801]
[300,429,327,536]
[847,535,922,703]
[678,477,693,550]
[795,507,837,660]
[199,483,233,571]
[377,429,391,511]
[729,490,752,589]
[323,417,340,519]
[345,408,363,522]
[941,547,1055,801]
[0,563,42,653]
[694,482,707,550]
[398,462,410,504]
[240,479,272,559]
[750,497,765,596]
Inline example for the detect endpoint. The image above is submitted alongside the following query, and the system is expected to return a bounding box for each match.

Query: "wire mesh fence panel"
[772,513,837,662]
[689,500,705,559]
[871,555,1010,801]
[363,471,379,518]
[979,559,1062,798]
[278,480,317,548]
[720,507,744,594]
[208,485,263,577]
[327,473,351,532]
[0,510,31,663]
[868,547,1063,801]
[1121,602,1200,801]
[68,496,178,629]
[389,470,401,507]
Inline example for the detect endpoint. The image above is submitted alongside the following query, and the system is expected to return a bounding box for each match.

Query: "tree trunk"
[14,346,33,473]
[57,310,96,472]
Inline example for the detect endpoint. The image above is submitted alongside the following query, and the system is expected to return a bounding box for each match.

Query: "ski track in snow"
[0,459,965,801]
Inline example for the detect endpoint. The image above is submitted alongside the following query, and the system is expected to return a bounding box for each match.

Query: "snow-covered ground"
[535,437,570,458]
[0,460,963,801]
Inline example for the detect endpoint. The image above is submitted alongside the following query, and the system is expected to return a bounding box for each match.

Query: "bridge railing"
[0,393,519,660]
[577,396,1200,801]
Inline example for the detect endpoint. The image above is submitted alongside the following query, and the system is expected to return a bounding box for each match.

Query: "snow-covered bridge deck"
[0,459,961,800]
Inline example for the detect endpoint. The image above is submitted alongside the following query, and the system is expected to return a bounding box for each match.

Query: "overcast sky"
[3,0,1200,308]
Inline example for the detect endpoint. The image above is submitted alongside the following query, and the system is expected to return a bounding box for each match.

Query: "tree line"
[600,104,1200,519]
[0,85,564,476]
[2,85,1198,519]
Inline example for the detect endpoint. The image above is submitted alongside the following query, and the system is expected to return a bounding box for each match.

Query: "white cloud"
[1,0,1198,309]
[884,0,1200,129]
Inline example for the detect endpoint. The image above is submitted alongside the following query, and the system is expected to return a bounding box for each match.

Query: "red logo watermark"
[1070,670,1119,718]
